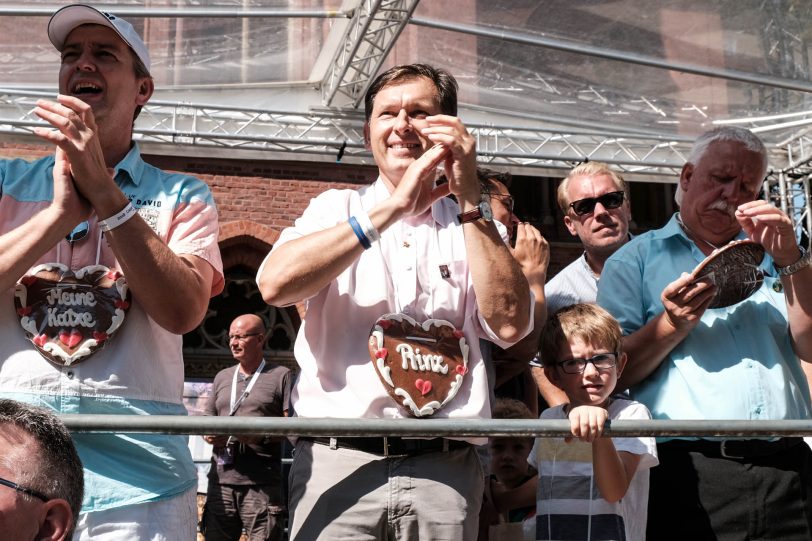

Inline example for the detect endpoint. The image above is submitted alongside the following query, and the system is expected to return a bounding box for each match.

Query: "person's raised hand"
[660,272,716,334]
[510,223,549,283]
[33,95,114,205]
[736,200,802,267]
[419,115,478,204]
[389,143,450,217]
[49,147,91,229]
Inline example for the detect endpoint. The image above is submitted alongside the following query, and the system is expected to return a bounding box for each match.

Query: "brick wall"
[0,142,584,278]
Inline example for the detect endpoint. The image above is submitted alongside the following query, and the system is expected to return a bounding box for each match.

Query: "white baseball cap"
[48,4,151,73]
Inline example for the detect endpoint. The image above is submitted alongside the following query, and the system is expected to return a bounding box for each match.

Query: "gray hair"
[675,126,768,206]
[0,400,83,537]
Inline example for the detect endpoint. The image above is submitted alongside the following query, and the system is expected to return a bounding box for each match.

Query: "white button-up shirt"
[262,179,532,433]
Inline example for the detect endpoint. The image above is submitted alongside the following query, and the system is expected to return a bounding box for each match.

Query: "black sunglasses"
[569,191,625,216]
[0,475,49,502]
[65,220,90,244]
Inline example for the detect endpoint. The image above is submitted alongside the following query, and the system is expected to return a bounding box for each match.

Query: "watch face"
[480,200,493,221]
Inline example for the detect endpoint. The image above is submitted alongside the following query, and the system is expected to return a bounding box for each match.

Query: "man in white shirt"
[258,64,532,540]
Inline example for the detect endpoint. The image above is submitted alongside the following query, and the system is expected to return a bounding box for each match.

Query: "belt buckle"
[720,440,744,459]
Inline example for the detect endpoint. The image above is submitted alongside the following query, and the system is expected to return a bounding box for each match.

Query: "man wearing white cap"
[0,4,223,539]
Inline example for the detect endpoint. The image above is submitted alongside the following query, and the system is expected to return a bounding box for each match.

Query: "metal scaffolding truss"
[0,89,696,180]
[321,0,420,108]
[0,2,811,241]
[766,170,812,250]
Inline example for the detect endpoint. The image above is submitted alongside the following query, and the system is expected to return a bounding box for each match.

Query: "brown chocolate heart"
[368,313,469,417]
[14,263,130,366]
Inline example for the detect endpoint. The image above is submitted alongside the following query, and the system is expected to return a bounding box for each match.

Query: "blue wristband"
[348,216,372,250]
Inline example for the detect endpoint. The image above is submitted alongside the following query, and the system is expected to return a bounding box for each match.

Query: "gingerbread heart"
[14,263,130,366]
[368,313,469,417]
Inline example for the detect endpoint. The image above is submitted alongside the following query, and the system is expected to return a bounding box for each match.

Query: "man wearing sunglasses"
[598,127,812,539]
[0,399,84,541]
[531,162,632,408]
[0,4,223,538]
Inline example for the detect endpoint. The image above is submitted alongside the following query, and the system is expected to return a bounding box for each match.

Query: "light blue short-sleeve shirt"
[597,215,811,428]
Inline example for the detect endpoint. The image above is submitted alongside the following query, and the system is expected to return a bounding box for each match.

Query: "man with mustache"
[597,126,812,539]
[0,4,223,538]
[258,64,532,540]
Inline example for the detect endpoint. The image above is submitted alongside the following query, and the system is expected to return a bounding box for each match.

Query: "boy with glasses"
[529,303,657,541]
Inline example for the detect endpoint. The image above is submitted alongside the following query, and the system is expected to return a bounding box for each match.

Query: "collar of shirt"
[112,143,145,187]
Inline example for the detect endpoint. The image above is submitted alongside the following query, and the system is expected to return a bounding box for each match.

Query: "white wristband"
[354,209,380,243]
[98,203,138,232]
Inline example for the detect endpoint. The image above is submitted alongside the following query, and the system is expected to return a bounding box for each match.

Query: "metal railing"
[58,415,812,439]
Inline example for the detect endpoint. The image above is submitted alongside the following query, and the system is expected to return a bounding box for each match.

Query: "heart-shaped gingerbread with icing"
[368,313,469,417]
[14,263,130,366]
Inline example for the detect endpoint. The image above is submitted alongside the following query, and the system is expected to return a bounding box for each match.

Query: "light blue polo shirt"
[597,215,811,431]
[0,144,223,511]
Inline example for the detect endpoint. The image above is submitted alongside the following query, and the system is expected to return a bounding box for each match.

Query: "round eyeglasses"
[557,352,618,374]
[487,192,515,215]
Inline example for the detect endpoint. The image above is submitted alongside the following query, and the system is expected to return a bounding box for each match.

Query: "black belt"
[660,437,804,460]
[301,436,470,457]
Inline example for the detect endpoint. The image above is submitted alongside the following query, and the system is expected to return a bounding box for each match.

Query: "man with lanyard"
[203,314,291,541]
[531,161,633,409]
[0,4,223,538]
[597,126,812,539]
[257,64,532,540]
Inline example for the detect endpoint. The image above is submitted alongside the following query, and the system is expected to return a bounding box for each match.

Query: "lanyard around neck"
[229,359,265,416]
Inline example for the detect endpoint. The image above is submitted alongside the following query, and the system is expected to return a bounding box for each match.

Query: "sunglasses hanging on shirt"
[65,221,90,244]
[569,191,625,216]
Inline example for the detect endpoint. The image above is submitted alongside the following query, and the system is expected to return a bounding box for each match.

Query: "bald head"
[228,315,266,372]
[231,314,264,334]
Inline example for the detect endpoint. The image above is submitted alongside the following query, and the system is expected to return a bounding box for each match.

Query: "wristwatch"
[457,199,493,224]
[775,246,812,276]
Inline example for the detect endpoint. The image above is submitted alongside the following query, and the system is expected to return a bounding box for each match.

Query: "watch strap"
[775,247,811,276]
[457,206,482,224]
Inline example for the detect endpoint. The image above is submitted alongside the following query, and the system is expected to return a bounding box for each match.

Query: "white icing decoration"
[42,338,98,366]
[372,327,384,350]
[28,262,68,275]
[376,358,393,386]
[459,337,469,369]
[105,309,126,334]
[441,374,465,407]
[395,343,448,374]
[395,388,441,417]
[114,276,128,299]
[13,284,26,308]
[74,265,108,279]
[20,316,38,336]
